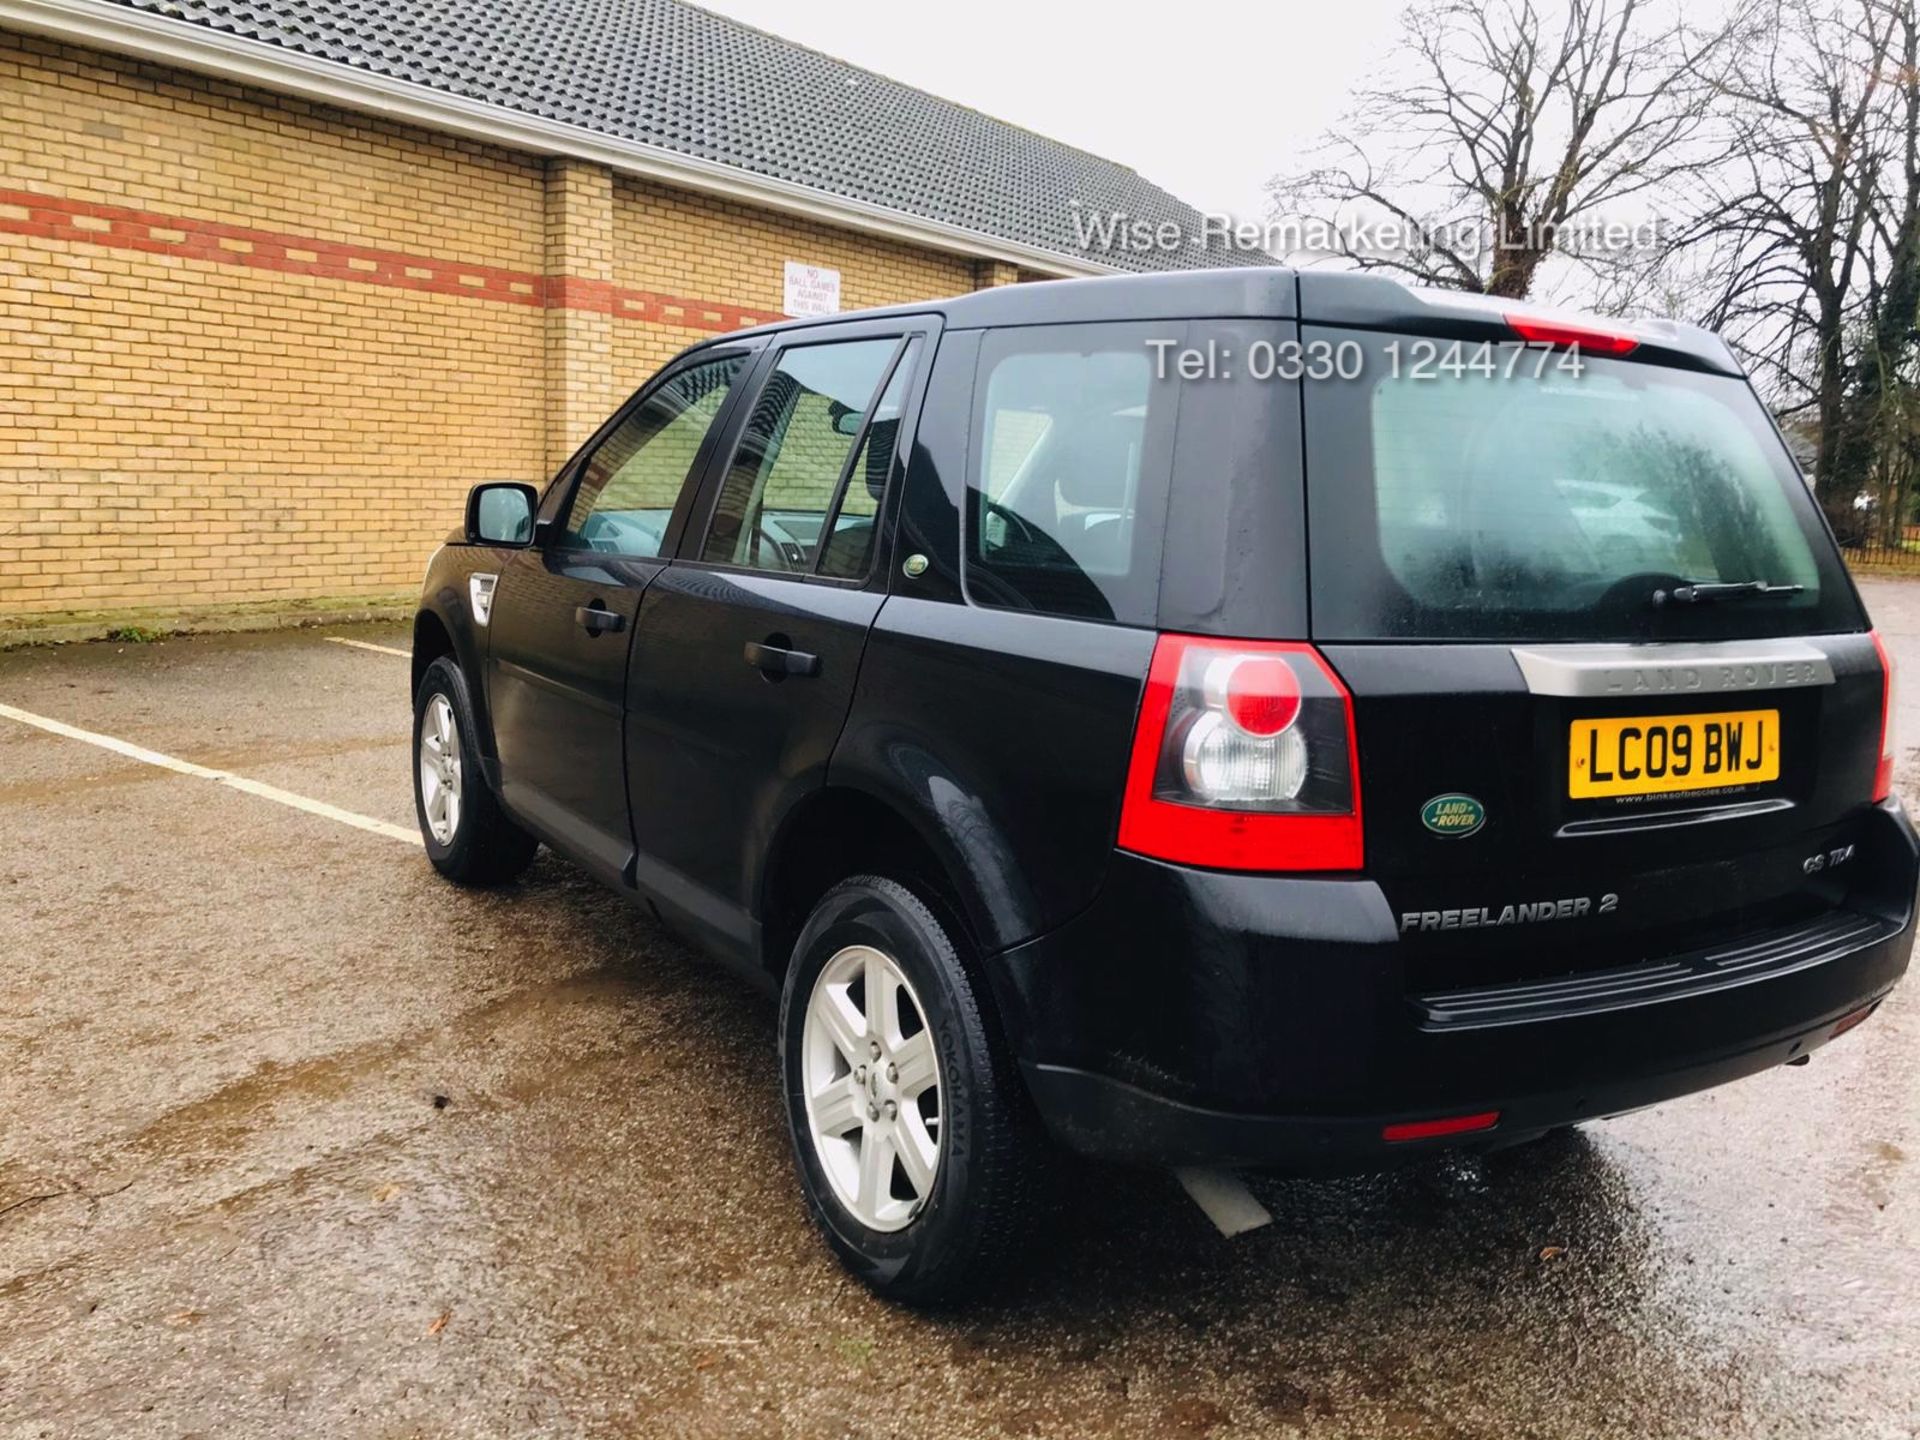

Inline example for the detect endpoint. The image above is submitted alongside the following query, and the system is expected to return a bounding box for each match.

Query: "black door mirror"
[465,483,538,546]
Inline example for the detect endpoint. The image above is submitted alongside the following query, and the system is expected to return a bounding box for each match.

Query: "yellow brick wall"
[545,158,620,475]
[0,37,547,267]
[604,177,975,405]
[0,30,1008,618]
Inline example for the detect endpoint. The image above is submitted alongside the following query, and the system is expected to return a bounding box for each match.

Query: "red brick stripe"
[0,188,786,331]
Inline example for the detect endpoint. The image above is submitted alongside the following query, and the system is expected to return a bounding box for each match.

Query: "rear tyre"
[413,655,538,885]
[779,875,1048,1305]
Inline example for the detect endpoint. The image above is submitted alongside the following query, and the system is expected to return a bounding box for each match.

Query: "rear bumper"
[996,800,1917,1171]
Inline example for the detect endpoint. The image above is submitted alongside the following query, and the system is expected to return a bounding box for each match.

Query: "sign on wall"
[783,260,842,317]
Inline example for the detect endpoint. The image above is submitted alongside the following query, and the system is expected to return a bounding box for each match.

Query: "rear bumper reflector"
[1382,1111,1500,1143]
[1830,1002,1879,1040]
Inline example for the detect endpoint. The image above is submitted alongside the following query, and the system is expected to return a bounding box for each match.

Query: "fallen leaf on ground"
[832,1336,875,1367]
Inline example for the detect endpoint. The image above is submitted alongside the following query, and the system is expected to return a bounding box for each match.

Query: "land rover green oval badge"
[1421,793,1485,837]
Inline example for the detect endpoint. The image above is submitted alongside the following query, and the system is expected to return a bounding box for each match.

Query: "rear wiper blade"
[1652,580,1806,607]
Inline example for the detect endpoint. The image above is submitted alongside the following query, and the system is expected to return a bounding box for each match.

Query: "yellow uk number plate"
[1568,710,1780,799]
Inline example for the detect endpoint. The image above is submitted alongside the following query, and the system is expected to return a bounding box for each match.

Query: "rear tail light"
[1118,635,1362,871]
[1505,312,1639,356]
[1871,629,1897,803]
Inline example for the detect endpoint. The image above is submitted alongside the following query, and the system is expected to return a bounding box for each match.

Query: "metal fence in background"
[1841,526,1920,575]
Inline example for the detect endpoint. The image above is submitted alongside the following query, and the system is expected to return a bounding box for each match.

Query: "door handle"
[575,603,626,636]
[744,639,821,678]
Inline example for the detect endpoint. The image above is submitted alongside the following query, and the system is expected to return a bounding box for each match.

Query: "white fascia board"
[0,0,1117,280]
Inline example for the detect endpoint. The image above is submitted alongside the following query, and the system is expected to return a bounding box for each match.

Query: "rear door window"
[1302,328,1863,641]
[818,338,919,579]
[701,337,900,574]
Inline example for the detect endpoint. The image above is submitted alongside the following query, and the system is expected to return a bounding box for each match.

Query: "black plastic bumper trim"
[1411,908,1900,1032]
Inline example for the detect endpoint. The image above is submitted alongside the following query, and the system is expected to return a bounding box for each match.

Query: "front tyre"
[412,655,538,885]
[779,876,1048,1305]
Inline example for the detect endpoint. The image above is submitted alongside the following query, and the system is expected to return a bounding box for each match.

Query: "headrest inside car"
[1052,416,1142,509]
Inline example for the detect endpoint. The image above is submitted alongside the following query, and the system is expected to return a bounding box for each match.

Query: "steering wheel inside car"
[752,519,805,571]
[982,497,1045,549]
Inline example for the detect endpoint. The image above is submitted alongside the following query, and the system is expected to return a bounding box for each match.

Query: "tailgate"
[1324,636,1892,989]
[1296,314,1890,987]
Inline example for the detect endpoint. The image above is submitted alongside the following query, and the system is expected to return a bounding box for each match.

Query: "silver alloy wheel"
[800,943,944,1232]
[418,692,463,845]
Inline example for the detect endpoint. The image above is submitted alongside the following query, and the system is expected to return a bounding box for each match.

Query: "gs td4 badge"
[1422,793,1486,837]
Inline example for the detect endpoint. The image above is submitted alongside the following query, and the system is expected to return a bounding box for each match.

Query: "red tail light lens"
[1214,653,1302,737]
[1505,313,1639,355]
[1118,635,1362,871]
[1871,628,1897,803]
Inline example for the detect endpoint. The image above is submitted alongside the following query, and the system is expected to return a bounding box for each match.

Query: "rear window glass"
[1305,331,1863,641]
[963,323,1179,624]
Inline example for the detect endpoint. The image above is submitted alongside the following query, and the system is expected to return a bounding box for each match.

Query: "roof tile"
[94,0,1241,271]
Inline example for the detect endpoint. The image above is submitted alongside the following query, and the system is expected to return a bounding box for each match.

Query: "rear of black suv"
[989,275,1916,1171]
[413,266,1918,1302]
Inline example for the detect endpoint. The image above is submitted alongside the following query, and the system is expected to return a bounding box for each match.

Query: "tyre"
[779,875,1048,1305]
[412,655,538,885]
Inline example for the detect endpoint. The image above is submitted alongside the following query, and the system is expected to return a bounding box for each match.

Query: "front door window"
[565,355,745,557]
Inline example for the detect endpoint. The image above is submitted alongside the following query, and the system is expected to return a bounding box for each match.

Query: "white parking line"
[325,636,411,658]
[0,700,421,846]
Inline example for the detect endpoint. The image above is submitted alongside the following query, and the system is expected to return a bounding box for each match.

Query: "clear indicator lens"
[1181,711,1309,803]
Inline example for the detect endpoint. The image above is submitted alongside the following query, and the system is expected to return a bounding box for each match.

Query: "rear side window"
[963,323,1179,624]
[1304,329,1863,641]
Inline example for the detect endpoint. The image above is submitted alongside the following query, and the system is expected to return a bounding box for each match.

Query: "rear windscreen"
[1303,328,1865,642]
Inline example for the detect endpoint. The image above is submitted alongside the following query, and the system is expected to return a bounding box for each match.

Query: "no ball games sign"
[783,260,841,318]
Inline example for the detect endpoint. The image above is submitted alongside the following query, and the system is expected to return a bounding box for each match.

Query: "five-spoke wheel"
[780,875,1049,1304]
[412,654,538,885]
[801,943,944,1231]
[417,691,463,845]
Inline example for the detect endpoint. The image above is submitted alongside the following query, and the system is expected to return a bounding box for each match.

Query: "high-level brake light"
[1505,313,1640,355]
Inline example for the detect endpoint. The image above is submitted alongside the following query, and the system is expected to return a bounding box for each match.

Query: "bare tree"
[1832,0,1920,539]
[1269,0,1744,300]
[1676,0,1914,536]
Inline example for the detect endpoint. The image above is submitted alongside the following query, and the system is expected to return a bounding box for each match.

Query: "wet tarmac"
[3,587,1919,1438]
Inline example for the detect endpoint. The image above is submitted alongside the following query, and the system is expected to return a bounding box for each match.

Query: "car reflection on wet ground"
[2,584,1918,1439]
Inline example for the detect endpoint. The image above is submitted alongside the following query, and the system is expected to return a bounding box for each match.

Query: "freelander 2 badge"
[1421,793,1486,838]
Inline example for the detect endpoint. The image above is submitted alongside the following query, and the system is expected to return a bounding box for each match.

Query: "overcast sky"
[692,1,1410,224]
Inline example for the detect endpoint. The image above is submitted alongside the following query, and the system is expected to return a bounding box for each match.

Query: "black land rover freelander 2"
[411,268,1915,1303]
